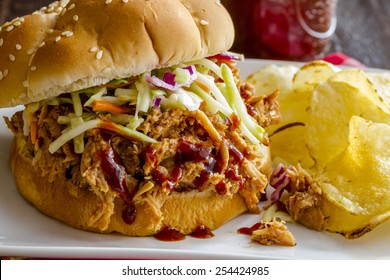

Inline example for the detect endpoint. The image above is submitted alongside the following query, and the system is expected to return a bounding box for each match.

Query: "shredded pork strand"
[283,164,326,231]
[251,218,296,246]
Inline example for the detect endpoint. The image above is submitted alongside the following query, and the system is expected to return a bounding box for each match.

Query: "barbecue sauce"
[237,222,263,235]
[100,135,246,225]
[215,181,227,195]
[122,204,137,225]
[173,140,245,192]
[151,164,184,193]
[154,226,186,242]
[175,140,212,163]
[225,168,244,190]
[190,225,215,239]
[154,225,215,241]
[228,144,244,165]
[99,132,136,225]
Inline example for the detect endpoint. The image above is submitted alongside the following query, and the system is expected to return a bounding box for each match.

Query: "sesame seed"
[19,17,25,22]
[61,8,67,16]
[122,0,129,3]
[89,47,98,53]
[16,44,22,50]
[39,42,46,48]
[0,39,3,47]
[27,49,35,55]
[105,0,112,4]
[13,21,22,26]
[6,25,14,32]
[9,54,15,61]
[3,69,8,77]
[31,66,37,71]
[200,20,209,25]
[23,80,30,88]
[62,31,73,37]
[0,71,3,80]
[68,3,75,10]
[47,28,54,33]
[73,15,79,21]
[215,0,222,7]
[103,67,112,73]
[96,50,103,60]
[48,6,55,13]
[55,36,62,42]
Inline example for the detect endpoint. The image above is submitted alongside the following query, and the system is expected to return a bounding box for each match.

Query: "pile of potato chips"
[247,61,390,238]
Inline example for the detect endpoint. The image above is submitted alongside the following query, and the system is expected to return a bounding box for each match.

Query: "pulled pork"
[5,73,280,232]
[251,218,296,246]
[283,164,326,231]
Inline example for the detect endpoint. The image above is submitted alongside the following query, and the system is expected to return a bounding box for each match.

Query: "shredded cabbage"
[191,58,222,78]
[221,64,266,144]
[104,121,157,144]
[84,87,107,107]
[71,92,83,117]
[115,88,138,104]
[126,115,144,130]
[71,116,85,153]
[190,83,232,115]
[57,115,71,125]
[49,119,101,154]
[196,72,231,109]
[176,88,202,111]
[135,74,152,116]
[49,119,156,154]
[43,55,267,154]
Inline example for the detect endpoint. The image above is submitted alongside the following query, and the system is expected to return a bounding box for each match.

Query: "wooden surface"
[1,0,390,69]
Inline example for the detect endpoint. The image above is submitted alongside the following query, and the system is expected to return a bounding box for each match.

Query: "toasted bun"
[10,134,271,236]
[0,0,234,108]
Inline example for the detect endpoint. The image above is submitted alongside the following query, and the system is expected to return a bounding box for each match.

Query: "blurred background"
[1,0,389,69]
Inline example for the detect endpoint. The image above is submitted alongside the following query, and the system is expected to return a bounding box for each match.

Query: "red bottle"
[223,0,337,60]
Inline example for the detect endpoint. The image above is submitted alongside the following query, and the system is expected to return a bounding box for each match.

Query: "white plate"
[0,59,389,260]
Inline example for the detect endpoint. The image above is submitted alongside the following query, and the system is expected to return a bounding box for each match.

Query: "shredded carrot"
[92,100,131,115]
[194,80,210,93]
[217,59,236,69]
[30,120,38,145]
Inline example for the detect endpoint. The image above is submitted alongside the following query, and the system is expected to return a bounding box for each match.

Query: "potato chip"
[367,72,390,104]
[318,116,390,237]
[292,60,337,94]
[247,61,390,239]
[319,116,390,214]
[246,64,298,100]
[268,124,315,168]
[320,194,390,239]
[246,64,311,151]
[307,69,390,168]
[329,69,390,114]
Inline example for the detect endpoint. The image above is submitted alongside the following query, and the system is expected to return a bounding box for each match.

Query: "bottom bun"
[10,136,254,236]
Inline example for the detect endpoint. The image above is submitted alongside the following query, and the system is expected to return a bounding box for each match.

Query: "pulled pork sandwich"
[0,0,278,236]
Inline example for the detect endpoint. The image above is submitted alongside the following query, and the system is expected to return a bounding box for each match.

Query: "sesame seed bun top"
[0,0,234,108]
